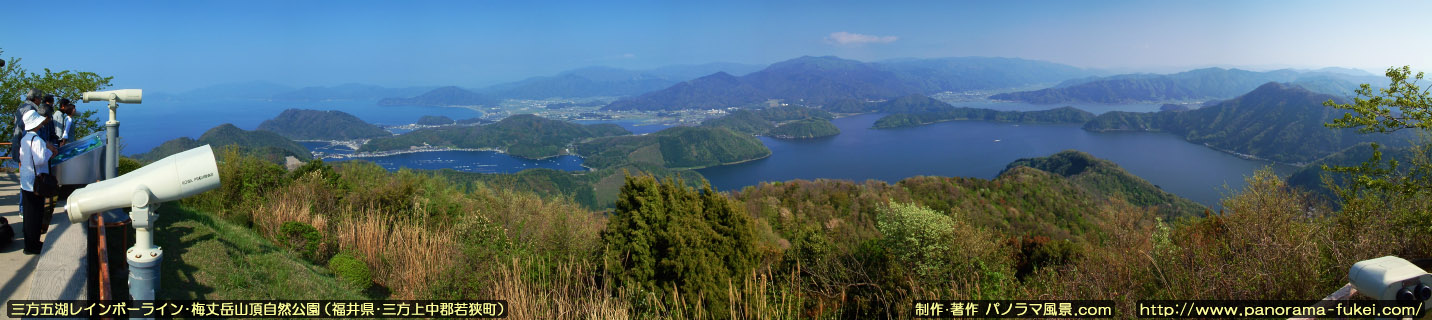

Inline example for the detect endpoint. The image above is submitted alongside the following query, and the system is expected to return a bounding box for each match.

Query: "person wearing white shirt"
[54,98,75,145]
[19,109,55,254]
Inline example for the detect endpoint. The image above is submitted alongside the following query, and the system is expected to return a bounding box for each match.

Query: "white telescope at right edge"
[65,144,220,223]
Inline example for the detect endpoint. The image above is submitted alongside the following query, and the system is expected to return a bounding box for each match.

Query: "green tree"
[0,48,113,158]
[601,172,757,318]
[1323,66,1432,241]
[1323,66,1432,196]
[875,202,1012,298]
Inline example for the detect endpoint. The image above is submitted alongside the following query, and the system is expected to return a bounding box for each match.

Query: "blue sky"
[3,0,1429,93]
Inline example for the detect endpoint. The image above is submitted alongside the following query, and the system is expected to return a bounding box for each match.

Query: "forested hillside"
[1081,82,1409,163]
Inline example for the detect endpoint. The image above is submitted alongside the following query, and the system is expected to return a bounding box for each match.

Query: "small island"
[768,118,840,139]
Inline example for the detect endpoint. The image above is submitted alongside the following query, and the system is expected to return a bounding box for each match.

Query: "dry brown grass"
[727,268,805,320]
[485,256,814,319]
[251,182,329,241]
[491,257,630,319]
[331,212,458,299]
[248,178,459,299]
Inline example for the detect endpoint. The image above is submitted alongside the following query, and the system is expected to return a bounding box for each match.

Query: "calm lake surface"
[698,113,1295,207]
[113,98,1293,207]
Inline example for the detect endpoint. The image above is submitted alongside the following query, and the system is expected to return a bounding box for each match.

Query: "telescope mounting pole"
[127,187,160,301]
[104,100,118,180]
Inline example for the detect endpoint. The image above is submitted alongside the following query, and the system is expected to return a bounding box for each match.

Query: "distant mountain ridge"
[992,67,1382,104]
[378,86,499,107]
[163,81,294,101]
[273,84,435,101]
[476,63,763,100]
[604,56,1093,111]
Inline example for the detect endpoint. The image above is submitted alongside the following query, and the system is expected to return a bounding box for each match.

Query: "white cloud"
[826,31,898,45]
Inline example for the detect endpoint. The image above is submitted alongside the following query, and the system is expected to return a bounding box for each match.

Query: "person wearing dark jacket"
[11,88,42,160]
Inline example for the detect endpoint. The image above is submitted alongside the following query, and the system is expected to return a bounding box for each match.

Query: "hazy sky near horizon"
[3,0,1429,93]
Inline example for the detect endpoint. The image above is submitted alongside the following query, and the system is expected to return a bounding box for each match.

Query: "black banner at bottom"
[913,300,1116,318]
[7,300,507,318]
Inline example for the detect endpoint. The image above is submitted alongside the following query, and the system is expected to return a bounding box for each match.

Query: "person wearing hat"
[19,109,55,254]
[10,89,43,242]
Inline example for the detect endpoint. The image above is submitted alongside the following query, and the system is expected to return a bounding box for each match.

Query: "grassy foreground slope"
[156,205,368,300]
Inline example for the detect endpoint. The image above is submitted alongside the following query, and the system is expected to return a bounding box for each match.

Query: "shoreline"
[321,146,504,159]
[315,144,596,171]
[671,152,773,171]
[321,146,577,161]
[1200,143,1308,167]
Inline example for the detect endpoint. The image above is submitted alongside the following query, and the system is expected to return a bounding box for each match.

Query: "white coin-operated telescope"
[73,88,224,303]
[64,144,220,300]
[1349,256,1432,308]
[80,89,142,180]
[1300,256,1432,319]
[81,89,142,104]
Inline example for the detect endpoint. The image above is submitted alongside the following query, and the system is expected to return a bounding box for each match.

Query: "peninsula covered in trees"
[256,109,391,140]
[359,114,628,158]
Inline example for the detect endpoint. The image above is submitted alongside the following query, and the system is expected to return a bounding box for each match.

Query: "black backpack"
[0,217,14,246]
